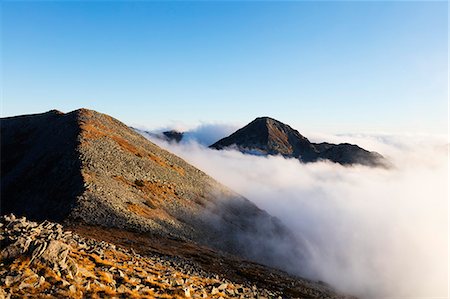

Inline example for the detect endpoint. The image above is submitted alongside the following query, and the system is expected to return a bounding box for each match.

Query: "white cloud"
[135,122,240,146]
[144,131,448,298]
[182,123,239,146]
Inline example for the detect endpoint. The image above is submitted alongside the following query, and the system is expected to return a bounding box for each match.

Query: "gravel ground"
[0,215,354,299]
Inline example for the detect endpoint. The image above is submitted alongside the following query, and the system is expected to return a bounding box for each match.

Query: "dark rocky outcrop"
[162,130,184,143]
[135,129,185,143]
[210,117,388,167]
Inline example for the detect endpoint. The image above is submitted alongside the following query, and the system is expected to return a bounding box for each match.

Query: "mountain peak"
[1,109,357,298]
[253,116,278,123]
[249,116,292,128]
[47,109,65,115]
[1,109,303,267]
[211,117,388,167]
[210,116,316,159]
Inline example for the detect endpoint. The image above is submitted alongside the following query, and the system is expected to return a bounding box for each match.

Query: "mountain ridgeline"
[1,109,308,274]
[210,117,388,167]
[0,109,357,298]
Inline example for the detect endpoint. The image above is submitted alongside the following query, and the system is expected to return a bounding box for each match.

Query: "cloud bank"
[143,128,448,298]
[182,123,239,146]
[137,122,239,146]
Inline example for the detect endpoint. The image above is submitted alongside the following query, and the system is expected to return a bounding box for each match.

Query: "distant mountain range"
[145,116,389,167]
[211,117,388,167]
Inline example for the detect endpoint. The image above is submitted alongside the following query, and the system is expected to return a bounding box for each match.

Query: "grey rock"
[218,283,228,290]
[211,287,219,295]
[32,240,69,271]
[0,244,21,261]
[4,275,20,287]
[69,285,76,293]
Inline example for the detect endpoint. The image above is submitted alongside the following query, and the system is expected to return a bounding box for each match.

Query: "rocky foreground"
[0,215,353,299]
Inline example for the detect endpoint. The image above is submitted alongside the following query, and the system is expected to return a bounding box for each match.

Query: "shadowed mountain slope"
[1,110,83,221]
[210,117,388,167]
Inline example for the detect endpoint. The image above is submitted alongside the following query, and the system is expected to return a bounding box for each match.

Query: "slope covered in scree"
[1,214,354,299]
[210,117,388,167]
[1,109,303,272]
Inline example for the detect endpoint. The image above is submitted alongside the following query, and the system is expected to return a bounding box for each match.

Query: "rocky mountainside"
[1,109,304,264]
[0,109,351,290]
[210,117,388,167]
[1,109,359,298]
[0,214,353,298]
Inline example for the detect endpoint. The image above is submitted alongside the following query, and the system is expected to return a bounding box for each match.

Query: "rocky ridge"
[1,109,305,281]
[0,215,352,299]
[210,117,388,167]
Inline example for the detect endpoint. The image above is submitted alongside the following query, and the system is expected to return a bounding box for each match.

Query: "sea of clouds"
[140,126,448,298]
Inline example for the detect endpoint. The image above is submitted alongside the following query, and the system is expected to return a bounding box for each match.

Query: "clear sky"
[1,1,448,134]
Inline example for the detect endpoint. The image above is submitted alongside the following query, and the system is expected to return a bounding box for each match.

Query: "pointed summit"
[211,117,388,167]
[211,117,318,161]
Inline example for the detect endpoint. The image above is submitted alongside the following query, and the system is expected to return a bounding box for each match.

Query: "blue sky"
[1,1,448,134]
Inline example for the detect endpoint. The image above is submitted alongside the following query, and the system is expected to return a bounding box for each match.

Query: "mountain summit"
[1,109,297,259]
[0,109,355,298]
[210,117,388,167]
